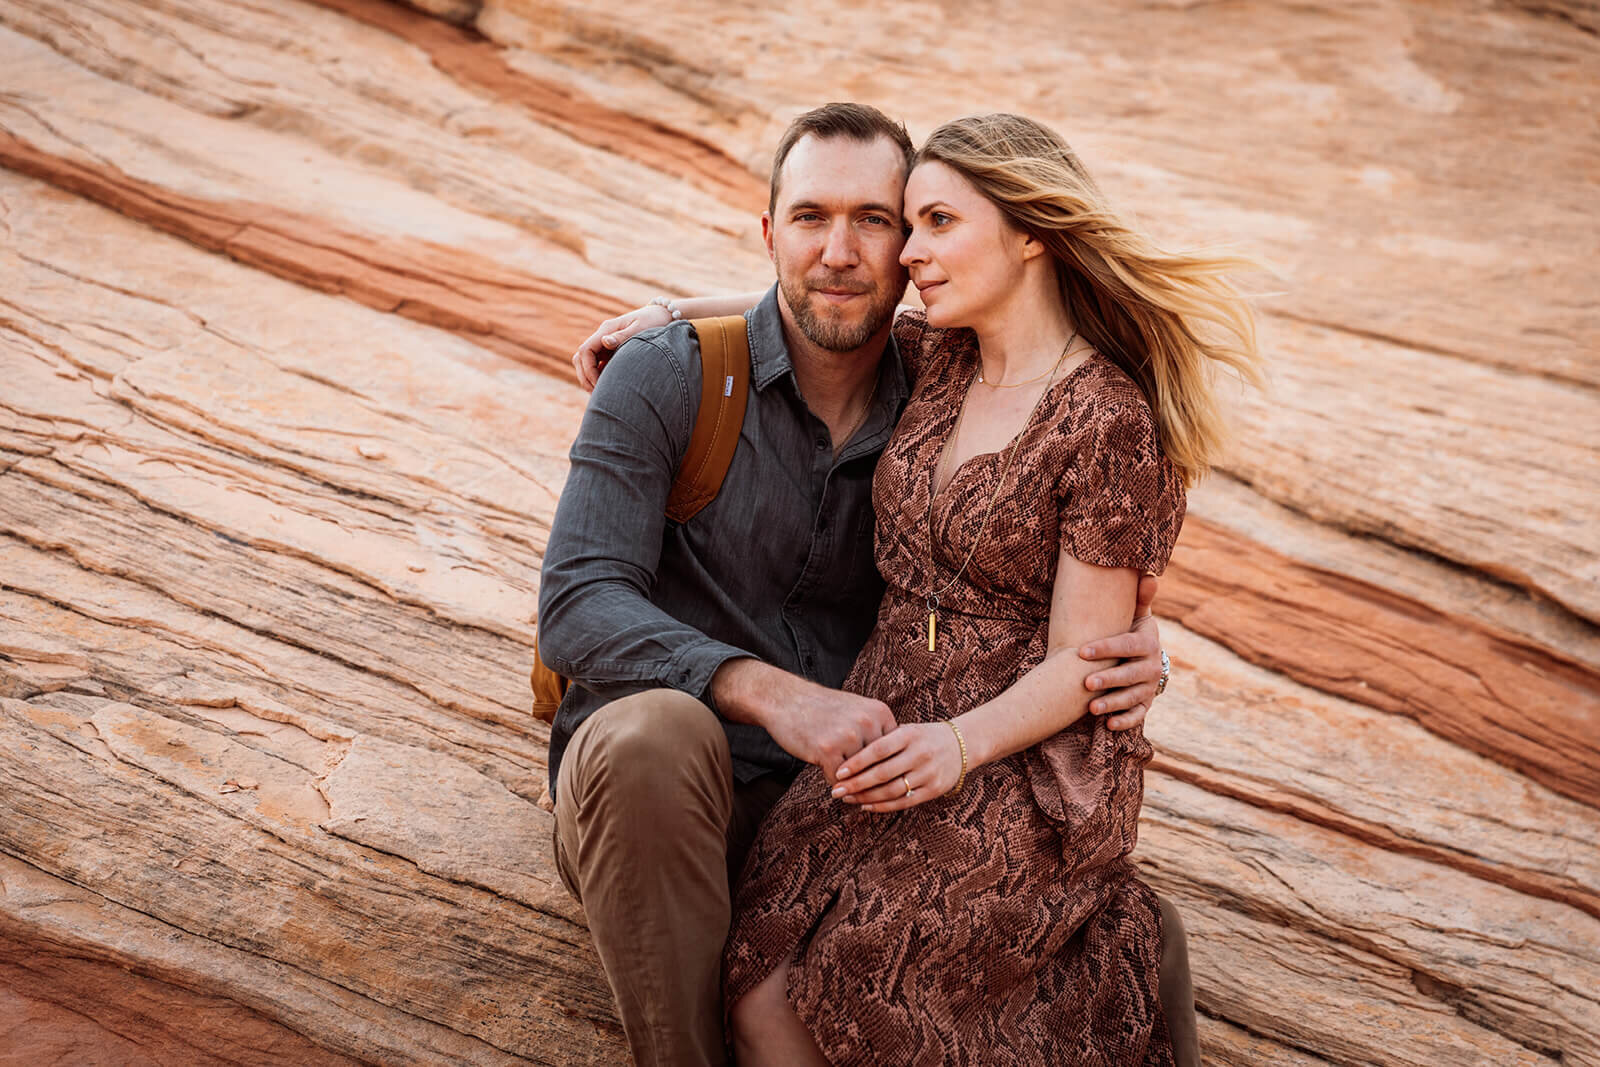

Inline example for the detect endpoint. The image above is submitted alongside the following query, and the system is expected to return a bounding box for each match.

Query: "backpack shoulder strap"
[665,315,751,524]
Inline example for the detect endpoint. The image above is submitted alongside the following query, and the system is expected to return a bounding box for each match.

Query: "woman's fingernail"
[831,785,845,798]
[837,766,851,777]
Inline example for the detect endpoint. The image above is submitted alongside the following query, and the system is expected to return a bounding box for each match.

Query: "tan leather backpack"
[530,315,752,722]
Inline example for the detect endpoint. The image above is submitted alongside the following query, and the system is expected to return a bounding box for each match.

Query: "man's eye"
[863,215,891,226]
[795,213,822,223]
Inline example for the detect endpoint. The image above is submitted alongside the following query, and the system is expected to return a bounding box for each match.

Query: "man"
[538,103,1190,1066]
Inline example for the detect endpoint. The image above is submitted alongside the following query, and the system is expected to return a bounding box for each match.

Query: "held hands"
[764,684,897,785]
[571,304,673,391]
[830,722,965,813]
[711,660,897,785]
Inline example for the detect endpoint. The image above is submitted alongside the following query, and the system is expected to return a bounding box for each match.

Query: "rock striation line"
[1165,519,1600,807]
[307,0,768,209]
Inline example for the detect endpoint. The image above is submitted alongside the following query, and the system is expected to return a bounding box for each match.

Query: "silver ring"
[902,775,914,798]
[1156,648,1171,696]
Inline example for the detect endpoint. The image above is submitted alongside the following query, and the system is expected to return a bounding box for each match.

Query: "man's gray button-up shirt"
[538,285,910,796]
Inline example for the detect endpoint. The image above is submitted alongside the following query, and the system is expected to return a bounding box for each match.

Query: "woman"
[586,113,1260,1064]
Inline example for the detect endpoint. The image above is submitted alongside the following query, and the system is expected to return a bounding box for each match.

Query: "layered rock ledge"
[1,0,1596,1063]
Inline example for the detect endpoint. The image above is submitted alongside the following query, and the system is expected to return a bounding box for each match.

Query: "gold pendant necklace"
[923,333,1075,651]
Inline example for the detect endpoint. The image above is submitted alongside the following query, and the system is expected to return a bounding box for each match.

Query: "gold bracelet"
[945,719,968,795]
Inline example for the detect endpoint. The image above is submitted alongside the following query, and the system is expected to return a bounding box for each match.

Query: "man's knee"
[566,689,732,809]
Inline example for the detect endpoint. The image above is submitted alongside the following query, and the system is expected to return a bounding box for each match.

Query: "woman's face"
[900,160,1033,330]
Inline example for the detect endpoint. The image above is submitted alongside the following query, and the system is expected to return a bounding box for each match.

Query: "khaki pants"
[552,689,787,1067]
[552,688,1199,1067]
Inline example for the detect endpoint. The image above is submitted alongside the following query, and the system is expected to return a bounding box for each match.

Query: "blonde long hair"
[917,114,1265,486]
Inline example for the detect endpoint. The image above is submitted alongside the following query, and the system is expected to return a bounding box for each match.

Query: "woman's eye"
[931,212,952,227]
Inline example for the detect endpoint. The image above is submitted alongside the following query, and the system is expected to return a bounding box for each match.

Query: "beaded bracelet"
[649,295,684,320]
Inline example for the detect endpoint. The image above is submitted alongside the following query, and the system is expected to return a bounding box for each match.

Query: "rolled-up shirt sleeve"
[536,330,750,703]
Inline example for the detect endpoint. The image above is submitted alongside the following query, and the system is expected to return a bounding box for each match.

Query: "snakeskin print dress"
[723,311,1185,1065]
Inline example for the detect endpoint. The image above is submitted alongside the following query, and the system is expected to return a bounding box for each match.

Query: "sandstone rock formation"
[1,0,1596,1063]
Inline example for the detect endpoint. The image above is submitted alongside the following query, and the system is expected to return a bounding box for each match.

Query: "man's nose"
[820,220,859,269]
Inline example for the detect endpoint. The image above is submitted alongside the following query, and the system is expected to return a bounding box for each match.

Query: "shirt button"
[815,435,828,450]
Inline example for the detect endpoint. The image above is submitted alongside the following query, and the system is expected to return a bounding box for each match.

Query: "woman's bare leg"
[729,960,829,1067]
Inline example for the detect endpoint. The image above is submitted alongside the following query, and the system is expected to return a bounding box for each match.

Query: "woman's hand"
[572,304,672,391]
[829,722,965,812]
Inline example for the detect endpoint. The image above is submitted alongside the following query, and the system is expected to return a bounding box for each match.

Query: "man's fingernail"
[1092,701,1105,714]
[1081,645,1095,658]
[1087,676,1102,689]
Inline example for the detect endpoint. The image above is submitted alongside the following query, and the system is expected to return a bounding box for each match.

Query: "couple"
[539,103,1260,1065]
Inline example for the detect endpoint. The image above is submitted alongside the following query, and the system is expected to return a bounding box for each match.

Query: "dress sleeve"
[1018,395,1186,844]
[891,307,931,384]
[1057,399,1185,575]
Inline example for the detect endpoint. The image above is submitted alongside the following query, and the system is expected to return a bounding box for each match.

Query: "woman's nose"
[899,231,924,267]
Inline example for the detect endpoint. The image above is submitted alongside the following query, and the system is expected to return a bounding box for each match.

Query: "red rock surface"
[0,0,1595,1063]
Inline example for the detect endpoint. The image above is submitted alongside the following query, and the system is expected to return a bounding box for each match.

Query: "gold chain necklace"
[975,330,1078,387]
[923,335,1073,652]
[837,375,880,454]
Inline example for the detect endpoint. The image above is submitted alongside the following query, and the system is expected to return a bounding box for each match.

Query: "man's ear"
[761,212,776,263]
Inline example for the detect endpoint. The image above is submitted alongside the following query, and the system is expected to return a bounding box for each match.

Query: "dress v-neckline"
[927,350,1100,506]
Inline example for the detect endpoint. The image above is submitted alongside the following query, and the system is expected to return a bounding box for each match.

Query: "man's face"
[763,134,910,352]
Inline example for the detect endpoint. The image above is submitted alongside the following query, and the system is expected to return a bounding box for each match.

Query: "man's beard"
[779,271,900,352]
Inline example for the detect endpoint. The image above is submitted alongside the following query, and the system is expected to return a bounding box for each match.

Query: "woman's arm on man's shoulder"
[574,297,927,391]
[571,292,765,391]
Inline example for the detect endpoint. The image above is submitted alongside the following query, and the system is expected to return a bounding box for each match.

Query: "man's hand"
[711,659,897,783]
[572,305,672,391]
[1079,574,1164,731]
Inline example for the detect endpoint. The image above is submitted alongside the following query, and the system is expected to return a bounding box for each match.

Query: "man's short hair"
[768,103,915,216]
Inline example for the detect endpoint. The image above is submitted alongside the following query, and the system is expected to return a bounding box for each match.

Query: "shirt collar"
[746,284,796,391]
